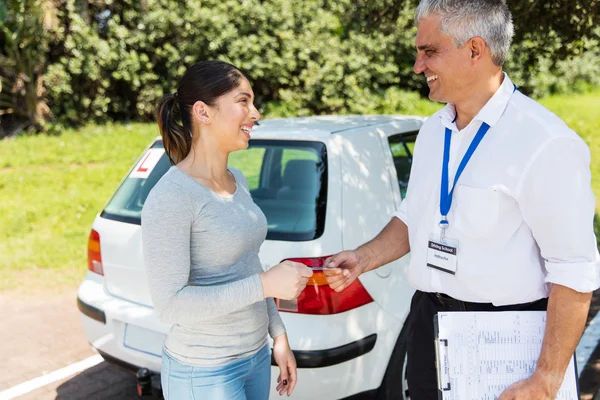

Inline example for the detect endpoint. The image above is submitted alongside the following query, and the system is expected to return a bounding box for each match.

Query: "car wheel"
[375,322,409,400]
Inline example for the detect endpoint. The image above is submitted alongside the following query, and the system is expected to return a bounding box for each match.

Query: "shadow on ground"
[55,362,138,400]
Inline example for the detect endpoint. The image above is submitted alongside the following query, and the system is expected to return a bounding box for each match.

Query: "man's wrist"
[356,245,377,273]
[531,368,563,396]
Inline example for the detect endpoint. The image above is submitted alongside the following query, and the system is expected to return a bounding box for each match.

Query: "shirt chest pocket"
[452,185,522,240]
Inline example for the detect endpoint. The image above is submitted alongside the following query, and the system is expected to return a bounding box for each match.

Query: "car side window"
[229,147,266,190]
[228,140,328,241]
[388,132,418,198]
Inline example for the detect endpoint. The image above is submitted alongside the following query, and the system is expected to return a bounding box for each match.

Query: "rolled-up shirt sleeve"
[392,197,409,224]
[516,135,600,293]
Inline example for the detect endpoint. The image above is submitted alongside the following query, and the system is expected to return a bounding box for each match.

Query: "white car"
[77,115,425,399]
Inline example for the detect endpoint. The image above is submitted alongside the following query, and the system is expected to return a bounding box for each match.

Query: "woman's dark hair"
[156,60,246,165]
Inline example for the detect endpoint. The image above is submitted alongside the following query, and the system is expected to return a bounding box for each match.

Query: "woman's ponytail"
[156,93,192,165]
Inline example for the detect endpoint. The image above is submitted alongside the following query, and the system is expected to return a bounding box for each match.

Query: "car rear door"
[96,141,170,306]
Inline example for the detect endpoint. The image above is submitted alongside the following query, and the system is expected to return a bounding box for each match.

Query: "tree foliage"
[0,0,58,133]
[1,0,599,133]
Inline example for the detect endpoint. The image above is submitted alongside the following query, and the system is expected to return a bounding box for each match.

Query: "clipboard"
[434,311,579,400]
[434,315,451,395]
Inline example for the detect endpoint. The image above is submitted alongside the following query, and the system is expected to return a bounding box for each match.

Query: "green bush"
[3,0,599,130]
[43,0,424,123]
[505,28,600,98]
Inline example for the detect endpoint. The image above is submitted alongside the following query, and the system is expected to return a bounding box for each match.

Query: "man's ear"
[192,101,211,124]
[469,36,487,64]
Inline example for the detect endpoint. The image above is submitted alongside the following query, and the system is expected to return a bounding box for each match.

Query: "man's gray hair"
[415,0,514,66]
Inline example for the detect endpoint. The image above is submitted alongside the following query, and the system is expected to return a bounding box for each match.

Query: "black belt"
[428,292,548,312]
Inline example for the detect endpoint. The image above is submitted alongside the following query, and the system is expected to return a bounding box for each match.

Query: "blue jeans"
[161,345,271,400]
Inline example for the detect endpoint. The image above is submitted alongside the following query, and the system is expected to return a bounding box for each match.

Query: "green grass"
[0,123,160,291]
[1,91,599,291]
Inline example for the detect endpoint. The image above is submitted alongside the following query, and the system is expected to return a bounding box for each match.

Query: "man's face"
[414,15,474,104]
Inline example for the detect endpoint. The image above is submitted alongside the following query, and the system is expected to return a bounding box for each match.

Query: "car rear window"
[101,139,328,241]
[101,141,171,225]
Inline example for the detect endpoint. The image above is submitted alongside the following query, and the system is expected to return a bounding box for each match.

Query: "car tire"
[375,322,409,400]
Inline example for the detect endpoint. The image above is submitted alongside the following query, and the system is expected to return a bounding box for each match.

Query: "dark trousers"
[405,290,549,400]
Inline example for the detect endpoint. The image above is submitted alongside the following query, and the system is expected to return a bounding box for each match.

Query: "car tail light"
[275,256,373,315]
[87,229,104,275]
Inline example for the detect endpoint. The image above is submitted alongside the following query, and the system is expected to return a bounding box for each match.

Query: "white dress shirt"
[394,73,600,305]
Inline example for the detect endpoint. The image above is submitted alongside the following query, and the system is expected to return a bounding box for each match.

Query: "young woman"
[142,60,313,400]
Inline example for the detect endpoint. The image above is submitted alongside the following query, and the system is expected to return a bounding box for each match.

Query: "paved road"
[1,288,599,399]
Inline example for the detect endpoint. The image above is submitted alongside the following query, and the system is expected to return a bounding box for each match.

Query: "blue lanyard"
[439,122,490,231]
[439,83,516,233]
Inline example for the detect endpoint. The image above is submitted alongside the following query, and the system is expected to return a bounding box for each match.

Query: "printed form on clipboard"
[434,311,579,400]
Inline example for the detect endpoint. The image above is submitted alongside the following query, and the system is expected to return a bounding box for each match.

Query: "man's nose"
[414,54,426,74]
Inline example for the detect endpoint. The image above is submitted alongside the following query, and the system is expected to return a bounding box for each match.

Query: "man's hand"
[324,218,410,292]
[497,371,562,400]
[323,250,367,292]
[500,284,591,400]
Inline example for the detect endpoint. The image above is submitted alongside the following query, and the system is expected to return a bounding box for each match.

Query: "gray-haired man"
[325,1,600,399]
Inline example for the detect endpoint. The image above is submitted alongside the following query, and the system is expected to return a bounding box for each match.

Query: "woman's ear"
[192,101,211,125]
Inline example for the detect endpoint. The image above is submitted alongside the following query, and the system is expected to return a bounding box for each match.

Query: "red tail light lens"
[87,229,104,275]
[275,256,373,315]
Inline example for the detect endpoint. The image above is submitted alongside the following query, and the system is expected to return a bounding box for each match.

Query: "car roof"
[254,114,423,135]
[153,114,425,142]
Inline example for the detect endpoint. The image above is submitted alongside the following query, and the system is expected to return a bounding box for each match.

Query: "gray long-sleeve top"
[141,166,286,366]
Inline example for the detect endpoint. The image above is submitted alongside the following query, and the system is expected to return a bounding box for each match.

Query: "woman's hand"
[272,334,297,396]
[260,261,313,300]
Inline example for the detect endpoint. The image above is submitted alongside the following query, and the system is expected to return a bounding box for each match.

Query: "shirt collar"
[438,72,515,131]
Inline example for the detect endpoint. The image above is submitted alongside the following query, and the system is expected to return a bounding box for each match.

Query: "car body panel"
[93,218,152,307]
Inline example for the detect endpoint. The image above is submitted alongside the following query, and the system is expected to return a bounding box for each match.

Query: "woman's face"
[207,77,261,152]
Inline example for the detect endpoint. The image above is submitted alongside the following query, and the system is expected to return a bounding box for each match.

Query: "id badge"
[427,234,458,275]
